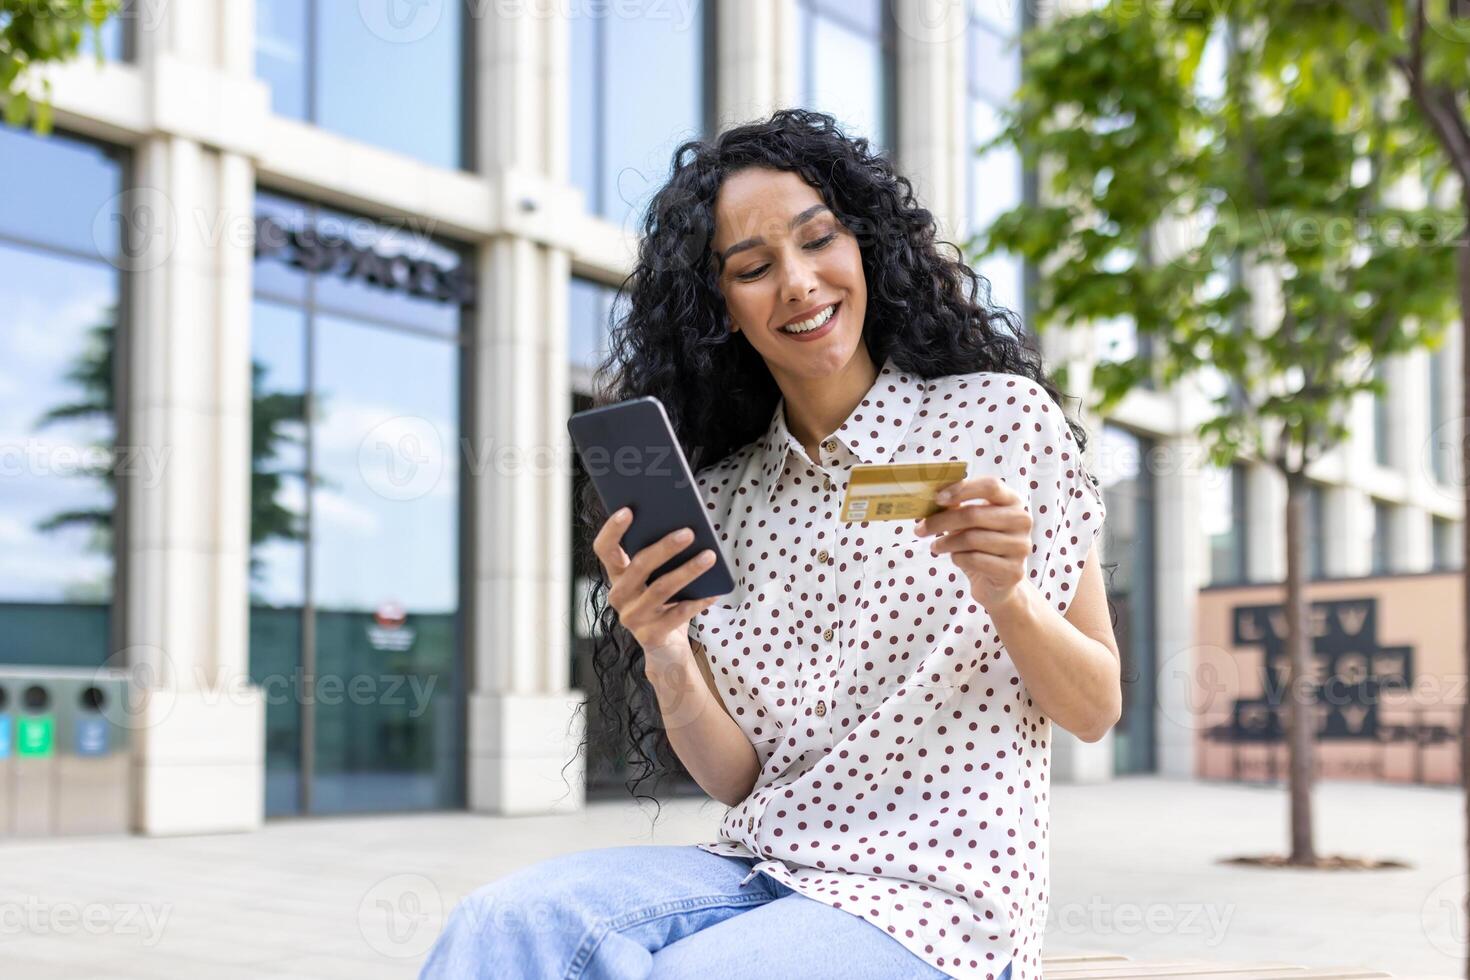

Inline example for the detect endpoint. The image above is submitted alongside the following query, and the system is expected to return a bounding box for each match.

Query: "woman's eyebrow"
[716,204,832,264]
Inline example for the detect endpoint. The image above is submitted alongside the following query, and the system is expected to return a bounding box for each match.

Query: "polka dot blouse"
[686,355,1107,980]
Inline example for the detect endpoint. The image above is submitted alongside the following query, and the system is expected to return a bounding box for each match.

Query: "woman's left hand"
[914,475,1033,610]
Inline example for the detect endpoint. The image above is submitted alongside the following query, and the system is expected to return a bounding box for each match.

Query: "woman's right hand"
[593,506,722,664]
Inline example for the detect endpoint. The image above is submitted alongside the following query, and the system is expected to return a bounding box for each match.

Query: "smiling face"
[709,166,869,385]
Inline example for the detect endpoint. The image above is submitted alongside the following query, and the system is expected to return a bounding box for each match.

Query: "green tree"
[33,319,311,584]
[974,0,1464,875]
[0,0,119,133]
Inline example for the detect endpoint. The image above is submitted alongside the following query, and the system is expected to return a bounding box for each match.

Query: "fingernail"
[615,507,630,519]
[915,518,926,533]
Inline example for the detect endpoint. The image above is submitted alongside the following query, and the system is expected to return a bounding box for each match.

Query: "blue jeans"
[419,844,1014,980]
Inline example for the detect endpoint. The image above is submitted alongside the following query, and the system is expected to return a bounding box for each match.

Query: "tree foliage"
[1,0,119,133]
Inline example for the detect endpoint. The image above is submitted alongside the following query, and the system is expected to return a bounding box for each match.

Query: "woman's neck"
[776,347,879,459]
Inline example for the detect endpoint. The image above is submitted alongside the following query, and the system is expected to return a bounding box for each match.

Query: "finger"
[645,548,720,606]
[627,525,701,582]
[668,594,721,623]
[920,502,1030,536]
[936,475,1019,507]
[593,506,634,574]
[931,528,1031,559]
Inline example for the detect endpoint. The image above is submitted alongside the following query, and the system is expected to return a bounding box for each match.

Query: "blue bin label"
[0,714,9,759]
[76,716,109,756]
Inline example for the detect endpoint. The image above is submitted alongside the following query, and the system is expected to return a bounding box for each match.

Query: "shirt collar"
[755,355,926,504]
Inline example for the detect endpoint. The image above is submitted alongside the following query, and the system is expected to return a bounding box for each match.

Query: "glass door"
[249,193,466,816]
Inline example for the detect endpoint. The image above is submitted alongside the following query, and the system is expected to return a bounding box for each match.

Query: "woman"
[421,108,1120,980]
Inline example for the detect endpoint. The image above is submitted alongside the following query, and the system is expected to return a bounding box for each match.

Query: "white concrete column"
[466,8,583,815]
[1391,351,1429,477]
[1390,506,1433,573]
[123,0,266,835]
[1246,462,1286,582]
[1324,486,1371,577]
[715,0,786,129]
[892,0,969,242]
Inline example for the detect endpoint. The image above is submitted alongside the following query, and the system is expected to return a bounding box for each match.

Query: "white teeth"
[781,303,836,334]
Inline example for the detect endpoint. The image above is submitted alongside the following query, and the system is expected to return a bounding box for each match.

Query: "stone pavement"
[0,776,1458,978]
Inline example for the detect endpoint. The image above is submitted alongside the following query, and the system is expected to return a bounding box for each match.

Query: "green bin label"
[17,715,53,758]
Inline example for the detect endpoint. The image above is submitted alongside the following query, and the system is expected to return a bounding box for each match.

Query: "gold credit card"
[838,460,968,522]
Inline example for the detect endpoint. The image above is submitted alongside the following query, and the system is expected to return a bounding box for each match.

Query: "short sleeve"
[1017,387,1107,616]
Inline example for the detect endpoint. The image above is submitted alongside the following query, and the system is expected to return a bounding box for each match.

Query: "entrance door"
[248,194,465,816]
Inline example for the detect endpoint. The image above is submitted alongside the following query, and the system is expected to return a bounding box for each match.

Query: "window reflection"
[795,0,893,153]
[966,4,1025,319]
[0,126,123,668]
[1097,424,1156,774]
[254,0,466,170]
[1203,462,1248,585]
[571,1,709,229]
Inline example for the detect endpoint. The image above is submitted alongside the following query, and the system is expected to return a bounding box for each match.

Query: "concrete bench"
[1040,953,1393,979]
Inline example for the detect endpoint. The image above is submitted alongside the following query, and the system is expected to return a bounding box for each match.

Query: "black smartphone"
[567,396,734,601]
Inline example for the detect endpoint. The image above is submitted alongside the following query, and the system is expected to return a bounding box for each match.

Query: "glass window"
[249,192,467,817]
[1303,482,1326,579]
[254,0,467,170]
[570,0,709,229]
[1204,462,1248,585]
[0,126,124,668]
[1096,425,1156,774]
[794,0,894,154]
[966,1,1027,320]
[569,276,625,392]
[1370,498,1393,574]
[1433,517,1461,571]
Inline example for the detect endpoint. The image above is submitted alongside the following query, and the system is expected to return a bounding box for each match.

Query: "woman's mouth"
[777,301,840,342]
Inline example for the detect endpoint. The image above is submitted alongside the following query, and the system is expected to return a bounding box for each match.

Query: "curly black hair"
[568,107,1106,820]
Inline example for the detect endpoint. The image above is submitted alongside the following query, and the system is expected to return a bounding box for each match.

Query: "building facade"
[0,0,1461,835]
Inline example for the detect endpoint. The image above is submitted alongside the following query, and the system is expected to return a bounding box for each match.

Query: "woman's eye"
[734,234,837,282]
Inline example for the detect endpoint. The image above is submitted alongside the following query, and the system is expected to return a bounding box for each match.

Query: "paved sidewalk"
[0,776,1458,978]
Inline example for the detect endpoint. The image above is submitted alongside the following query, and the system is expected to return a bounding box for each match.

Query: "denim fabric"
[419,844,1013,980]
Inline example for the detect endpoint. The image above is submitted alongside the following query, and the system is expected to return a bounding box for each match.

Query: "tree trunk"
[1458,190,1469,980]
[1283,469,1316,864]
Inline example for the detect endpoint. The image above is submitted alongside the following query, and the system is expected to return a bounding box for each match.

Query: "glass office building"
[0,0,1460,833]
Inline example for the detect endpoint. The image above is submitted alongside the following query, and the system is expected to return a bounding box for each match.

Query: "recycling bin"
[0,682,11,835]
[10,679,57,836]
[55,673,131,835]
[0,668,134,837]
